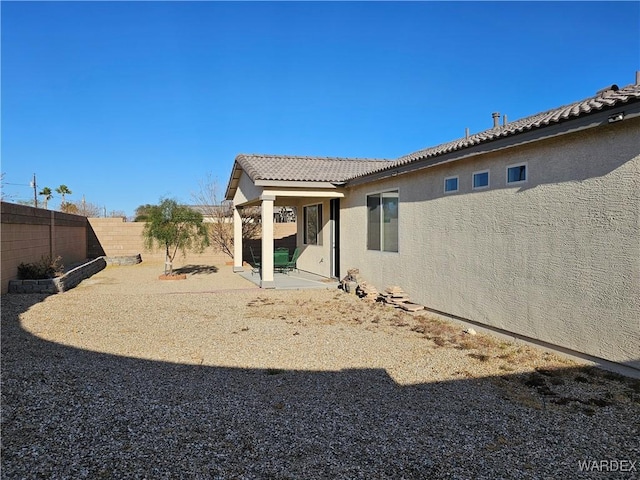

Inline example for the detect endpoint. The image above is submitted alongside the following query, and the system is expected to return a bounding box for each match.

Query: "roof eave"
[256,179,344,189]
[224,162,243,201]
[347,102,640,187]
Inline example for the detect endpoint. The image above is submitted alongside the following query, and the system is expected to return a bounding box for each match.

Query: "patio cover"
[225,154,392,287]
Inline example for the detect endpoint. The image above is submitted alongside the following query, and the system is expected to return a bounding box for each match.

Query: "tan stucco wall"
[294,198,333,278]
[233,173,263,206]
[340,119,640,367]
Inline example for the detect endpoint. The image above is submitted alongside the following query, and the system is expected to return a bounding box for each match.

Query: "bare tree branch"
[191,174,260,259]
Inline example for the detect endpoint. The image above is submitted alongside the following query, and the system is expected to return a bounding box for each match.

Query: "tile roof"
[383,82,640,171]
[229,79,640,194]
[234,153,394,183]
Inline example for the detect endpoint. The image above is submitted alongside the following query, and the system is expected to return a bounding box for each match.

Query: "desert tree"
[133,204,154,222]
[108,210,128,220]
[62,198,102,217]
[60,202,78,214]
[142,198,209,275]
[191,173,260,259]
[39,187,53,209]
[1,173,9,201]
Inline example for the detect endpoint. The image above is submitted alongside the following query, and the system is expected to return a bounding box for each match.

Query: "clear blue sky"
[2,1,639,217]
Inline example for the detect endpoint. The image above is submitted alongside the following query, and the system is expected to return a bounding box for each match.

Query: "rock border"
[340,267,426,312]
[104,254,142,266]
[8,257,107,294]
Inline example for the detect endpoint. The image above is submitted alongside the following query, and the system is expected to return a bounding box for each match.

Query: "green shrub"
[17,255,64,280]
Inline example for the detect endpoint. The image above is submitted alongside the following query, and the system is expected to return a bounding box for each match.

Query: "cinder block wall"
[2,204,298,293]
[87,218,297,266]
[1,202,88,293]
[87,218,148,258]
[87,217,232,265]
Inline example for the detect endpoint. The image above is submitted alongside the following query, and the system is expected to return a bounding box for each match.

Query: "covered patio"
[225,154,392,288]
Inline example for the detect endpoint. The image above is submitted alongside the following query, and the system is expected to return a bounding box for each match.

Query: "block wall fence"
[1,202,297,294]
[87,218,296,264]
[1,202,88,294]
[87,217,234,265]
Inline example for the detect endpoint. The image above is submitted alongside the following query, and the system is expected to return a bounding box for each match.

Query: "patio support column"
[232,205,244,272]
[260,194,275,288]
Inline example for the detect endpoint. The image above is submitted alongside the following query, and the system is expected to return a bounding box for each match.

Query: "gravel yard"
[2,262,639,479]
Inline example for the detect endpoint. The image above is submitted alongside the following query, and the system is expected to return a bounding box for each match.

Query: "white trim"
[256,180,340,189]
[444,175,459,194]
[472,169,490,190]
[506,162,528,185]
[364,185,400,198]
[263,189,344,198]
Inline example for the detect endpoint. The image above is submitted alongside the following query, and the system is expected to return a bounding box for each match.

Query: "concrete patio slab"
[237,268,340,290]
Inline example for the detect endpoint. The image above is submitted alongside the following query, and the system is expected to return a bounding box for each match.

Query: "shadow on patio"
[237,268,340,290]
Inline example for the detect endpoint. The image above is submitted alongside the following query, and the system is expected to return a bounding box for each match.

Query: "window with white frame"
[367,190,398,252]
[472,170,490,189]
[507,163,527,184]
[303,204,322,245]
[444,176,459,193]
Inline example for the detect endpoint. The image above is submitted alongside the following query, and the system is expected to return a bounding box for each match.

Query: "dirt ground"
[2,262,639,478]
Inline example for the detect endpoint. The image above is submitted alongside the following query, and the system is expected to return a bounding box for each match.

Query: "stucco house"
[225,74,640,371]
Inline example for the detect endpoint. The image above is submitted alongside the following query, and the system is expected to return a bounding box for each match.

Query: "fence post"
[50,210,55,259]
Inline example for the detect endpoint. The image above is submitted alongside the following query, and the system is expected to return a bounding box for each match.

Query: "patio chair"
[249,246,261,275]
[274,248,289,273]
[282,247,300,273]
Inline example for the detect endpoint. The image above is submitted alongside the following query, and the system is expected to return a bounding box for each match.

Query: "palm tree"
[39,187,53,209]
[55,184,72,202]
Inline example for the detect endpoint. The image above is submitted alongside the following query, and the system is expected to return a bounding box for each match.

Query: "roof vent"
[492,112,500,128]
[596,84,620,96]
